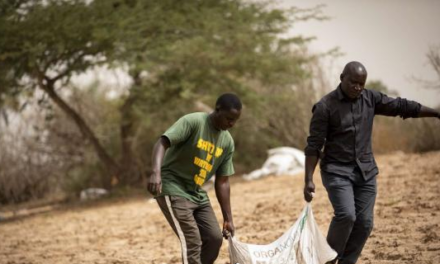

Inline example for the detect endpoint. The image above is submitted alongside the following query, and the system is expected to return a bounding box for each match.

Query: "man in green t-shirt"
[147,93,242,264]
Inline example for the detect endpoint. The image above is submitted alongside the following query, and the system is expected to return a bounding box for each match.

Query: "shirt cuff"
[304,148,321,157]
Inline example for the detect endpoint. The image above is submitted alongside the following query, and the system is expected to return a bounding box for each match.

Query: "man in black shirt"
[303,61,440,264]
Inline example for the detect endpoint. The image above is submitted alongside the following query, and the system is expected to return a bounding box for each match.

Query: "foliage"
[0,0,123,189]
[0,0,116,92]
[366,79,398,96]
[107,0,322,173]
[0,0,328,203]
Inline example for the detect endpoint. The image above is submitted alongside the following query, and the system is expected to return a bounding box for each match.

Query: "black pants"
[156,195,223,264]
[322,169,377,264]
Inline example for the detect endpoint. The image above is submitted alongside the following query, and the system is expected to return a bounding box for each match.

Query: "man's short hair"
[215,93,242,111]
[342,61,367,76]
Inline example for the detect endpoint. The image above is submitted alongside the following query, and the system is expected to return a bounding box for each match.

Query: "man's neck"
[208,112,221,131]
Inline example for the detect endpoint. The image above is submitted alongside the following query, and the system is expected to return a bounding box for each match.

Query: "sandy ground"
[0,151,439,264]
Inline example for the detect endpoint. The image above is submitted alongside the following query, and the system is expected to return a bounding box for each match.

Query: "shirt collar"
[337,84,365,101]
[336,84,346,101]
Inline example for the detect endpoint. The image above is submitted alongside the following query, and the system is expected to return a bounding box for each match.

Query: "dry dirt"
[1,151,439,264]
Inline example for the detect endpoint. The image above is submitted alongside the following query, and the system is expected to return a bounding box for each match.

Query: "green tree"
[0,0,323,189]
[0,0,121,187]
[109,0,322,177]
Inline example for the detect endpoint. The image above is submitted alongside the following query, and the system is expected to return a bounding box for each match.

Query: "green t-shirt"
[158,112,235,204]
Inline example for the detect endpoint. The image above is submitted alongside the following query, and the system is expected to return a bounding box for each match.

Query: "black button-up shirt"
[305,85,421,180]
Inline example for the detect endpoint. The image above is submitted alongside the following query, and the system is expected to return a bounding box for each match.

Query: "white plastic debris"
[228,204,337,264]
[243,147,305,180]
[80,188,109,201]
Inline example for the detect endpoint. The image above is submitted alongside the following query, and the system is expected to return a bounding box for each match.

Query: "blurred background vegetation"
[0,0,439,205]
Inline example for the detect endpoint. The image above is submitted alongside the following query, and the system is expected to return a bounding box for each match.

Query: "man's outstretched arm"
[373,91,440,119]
[147,136,170,195]
[215,175,234,239]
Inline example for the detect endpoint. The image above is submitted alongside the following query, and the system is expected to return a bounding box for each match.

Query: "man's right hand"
[304,180,315,202]
[222,220,235,239]
[147,173,162,195]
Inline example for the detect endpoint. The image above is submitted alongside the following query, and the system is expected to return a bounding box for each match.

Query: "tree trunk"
[119,95,139,185]
[39,79,120,189]
[118,71,142,185]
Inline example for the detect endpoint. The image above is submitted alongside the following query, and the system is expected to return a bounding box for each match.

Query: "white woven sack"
[228,204,337,264]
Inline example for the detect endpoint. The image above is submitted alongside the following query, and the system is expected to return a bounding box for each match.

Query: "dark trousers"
[321,169,377,264]
[156,195,223,264]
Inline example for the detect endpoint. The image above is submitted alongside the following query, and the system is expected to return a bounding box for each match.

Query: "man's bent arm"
[147,136,170,195]
[304,155,319,202]
[215,175,235,238]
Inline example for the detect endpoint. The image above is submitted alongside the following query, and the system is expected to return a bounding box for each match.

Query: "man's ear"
[340,73,344,82]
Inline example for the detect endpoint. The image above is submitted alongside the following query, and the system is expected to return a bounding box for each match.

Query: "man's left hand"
[222,220,235,239]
